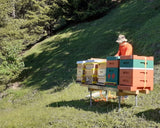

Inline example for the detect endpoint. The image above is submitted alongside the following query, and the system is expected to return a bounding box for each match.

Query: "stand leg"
[118,96,121,111]
[90,90,92,106]
[135,95,138,106]
[106,90,108,101]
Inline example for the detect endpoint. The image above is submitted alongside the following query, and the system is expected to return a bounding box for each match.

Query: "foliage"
[48,0,119,32]
[0,40,24,85]
[0,0,12,27]
[16,0,120,39]
[0,19,25,85]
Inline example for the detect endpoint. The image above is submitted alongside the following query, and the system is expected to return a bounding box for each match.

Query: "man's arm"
[115,48,120,56]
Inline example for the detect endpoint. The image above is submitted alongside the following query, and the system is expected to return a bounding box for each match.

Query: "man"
[115,34,133,99]
[115,34,133,56]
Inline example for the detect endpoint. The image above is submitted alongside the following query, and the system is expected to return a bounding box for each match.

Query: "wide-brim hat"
[116,34,128,43]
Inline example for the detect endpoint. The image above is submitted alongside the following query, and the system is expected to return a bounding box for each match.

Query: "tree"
[0,0,12,26]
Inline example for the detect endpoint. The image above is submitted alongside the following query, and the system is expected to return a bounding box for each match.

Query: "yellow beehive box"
[76,75,85,83]
[76,60,86,82]
[84,59,106,84]
[85,61,98,77]
[85,68,98,76]
[97,60,107,85]
[85,76,97,84]
[98,76,106,83]
[97,61,107,77]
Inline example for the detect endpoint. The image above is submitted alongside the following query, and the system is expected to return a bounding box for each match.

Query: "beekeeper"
[115,34,133,56]
[115,34,133,99]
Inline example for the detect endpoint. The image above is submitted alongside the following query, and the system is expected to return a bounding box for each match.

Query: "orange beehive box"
[118,84,153,91]
[107,60,119,68]
[119,76,153,87]
[120,69,153,80]
[120,55,153,60]
[118,55,154,91]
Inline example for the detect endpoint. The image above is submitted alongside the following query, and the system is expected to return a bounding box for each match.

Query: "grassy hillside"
[0,0,160,127]
[23,0,160,90]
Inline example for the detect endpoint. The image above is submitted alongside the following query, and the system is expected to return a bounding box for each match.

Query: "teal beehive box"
[120,59,153,68]
[107,56,120,61]
[120,55,154,69]
[106,68,119,88]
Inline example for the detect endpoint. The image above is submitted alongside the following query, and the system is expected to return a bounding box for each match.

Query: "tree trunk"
[12,0,16,18]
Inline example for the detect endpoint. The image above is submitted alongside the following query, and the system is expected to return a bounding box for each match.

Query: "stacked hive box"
[106,56,120,88]
[85,60,98,84]
[97,60,107,85]
[85,59,106,85]
[76,60,86,83]
[118,55,154,91]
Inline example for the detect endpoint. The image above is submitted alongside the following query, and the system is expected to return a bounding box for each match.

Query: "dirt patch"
[8,82,22,90]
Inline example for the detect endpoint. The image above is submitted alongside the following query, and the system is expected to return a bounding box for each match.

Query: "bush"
[0,39,24,85]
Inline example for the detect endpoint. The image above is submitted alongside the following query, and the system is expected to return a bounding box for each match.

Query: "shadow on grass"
[47,99,132,113]
[22,31,116,91]
[136,108,160,123]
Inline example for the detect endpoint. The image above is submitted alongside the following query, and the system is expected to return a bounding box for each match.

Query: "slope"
[23,0,160,90]
[0,0,160,127]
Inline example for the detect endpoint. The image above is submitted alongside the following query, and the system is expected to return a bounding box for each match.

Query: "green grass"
[0,83,160,127]
[0,0,160,127]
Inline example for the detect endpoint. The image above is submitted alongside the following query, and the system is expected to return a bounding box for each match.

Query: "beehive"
[118,55,154,91]
[76,60,86,83]
[85,59,106,85]
[106,56,120,88]
[84,60,98,84]
[97,60,107,85]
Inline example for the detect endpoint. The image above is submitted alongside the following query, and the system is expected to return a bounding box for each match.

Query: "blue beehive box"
[106,68,119,88]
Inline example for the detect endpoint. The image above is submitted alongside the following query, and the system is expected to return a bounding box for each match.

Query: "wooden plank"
[96,82,106,86]
[119,90,139,95]
[81,84,88,87]
[81,84,149,95]
[117,92,137,96]
[117,90,139,96]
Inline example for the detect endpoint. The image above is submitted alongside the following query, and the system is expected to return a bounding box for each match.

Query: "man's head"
[116,34,127,44]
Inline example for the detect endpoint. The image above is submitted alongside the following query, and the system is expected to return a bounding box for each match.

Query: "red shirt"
[115,42,133,56]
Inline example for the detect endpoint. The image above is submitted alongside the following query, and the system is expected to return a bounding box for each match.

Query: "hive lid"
[120,55,154,60]
[85,59,106,63]
[76,60,87,64]
[107,56,120,60]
